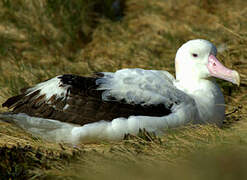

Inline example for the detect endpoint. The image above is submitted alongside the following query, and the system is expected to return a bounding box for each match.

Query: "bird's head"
[175,39,240,86]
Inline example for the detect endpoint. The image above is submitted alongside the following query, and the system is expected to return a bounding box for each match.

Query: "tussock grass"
[0,0,247,179]
[42,125,247,179]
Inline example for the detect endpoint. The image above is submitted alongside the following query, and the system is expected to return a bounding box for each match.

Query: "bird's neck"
[174,78,225,126]
[175,75,204,93]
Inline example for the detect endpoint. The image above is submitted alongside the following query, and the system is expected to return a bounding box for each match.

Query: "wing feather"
[2,69,190,125]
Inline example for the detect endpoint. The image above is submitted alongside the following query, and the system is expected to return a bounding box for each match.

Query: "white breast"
[175,79,225,127]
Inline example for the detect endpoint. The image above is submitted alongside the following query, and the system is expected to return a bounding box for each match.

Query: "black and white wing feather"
[3,68,194,126]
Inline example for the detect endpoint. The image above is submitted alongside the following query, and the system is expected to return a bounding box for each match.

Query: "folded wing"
[3,68,192,125]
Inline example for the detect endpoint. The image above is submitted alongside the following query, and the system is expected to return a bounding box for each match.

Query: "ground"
[0,0,247,179]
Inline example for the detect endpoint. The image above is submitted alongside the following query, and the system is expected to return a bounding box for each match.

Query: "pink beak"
[207,55,240,86]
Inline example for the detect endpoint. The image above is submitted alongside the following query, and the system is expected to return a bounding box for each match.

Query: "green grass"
[0,0,247,179]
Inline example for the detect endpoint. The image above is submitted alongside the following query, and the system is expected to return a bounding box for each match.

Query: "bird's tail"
[0,113,80,144]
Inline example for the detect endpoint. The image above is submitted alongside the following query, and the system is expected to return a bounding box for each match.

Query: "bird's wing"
[2,68,193,125]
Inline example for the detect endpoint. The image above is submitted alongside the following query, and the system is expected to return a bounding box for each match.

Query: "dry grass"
[0,0,247,179]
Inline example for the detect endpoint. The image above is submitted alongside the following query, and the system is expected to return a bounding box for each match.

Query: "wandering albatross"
[1,39,240,143]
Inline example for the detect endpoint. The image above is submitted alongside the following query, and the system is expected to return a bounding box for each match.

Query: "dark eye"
[192,53,198,57]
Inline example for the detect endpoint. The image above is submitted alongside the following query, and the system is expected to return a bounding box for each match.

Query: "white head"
[175,39,240,86]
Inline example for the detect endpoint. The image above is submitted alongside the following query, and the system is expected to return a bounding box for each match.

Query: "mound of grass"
[0,144,81,179]
[41,125,247,179]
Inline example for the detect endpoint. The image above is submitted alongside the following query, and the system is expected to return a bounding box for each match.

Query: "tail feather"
[2,94,24,108]
[0,113,79,143]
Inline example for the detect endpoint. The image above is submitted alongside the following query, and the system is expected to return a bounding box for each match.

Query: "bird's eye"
[192,53,198,57]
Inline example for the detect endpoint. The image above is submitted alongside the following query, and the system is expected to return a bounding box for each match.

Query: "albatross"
[1,39,240,143]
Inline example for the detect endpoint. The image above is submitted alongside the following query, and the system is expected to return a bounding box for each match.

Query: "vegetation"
[0,0,246,179]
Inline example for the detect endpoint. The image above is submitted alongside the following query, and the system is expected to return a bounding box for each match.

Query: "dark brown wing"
[2,74,172,125]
